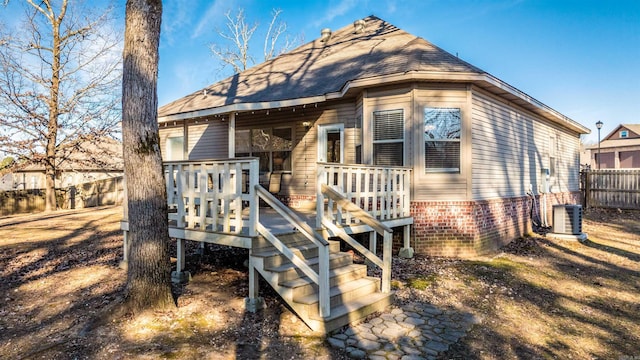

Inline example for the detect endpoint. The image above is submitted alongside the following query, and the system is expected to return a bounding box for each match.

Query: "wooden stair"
[250,233,393,333]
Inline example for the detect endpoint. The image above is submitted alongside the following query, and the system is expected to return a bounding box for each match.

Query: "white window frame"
[423,107,461,173]
[166,136,184,161]
[318,123,344,163]
[620,130,629,138]
[372,109,404,166]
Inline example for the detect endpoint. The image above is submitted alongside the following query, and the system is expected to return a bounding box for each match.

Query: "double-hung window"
[424,107,461,173]
[373,109,404,166]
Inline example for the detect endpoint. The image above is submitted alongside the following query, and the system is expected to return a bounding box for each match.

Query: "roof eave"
[159,71,590,135]
[158,95,327,123]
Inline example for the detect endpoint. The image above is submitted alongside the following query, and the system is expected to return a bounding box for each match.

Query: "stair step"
[295,277,381,318]
[252,240,340,258]
[280,264,368,298]
[307,291,394,332]
[263,252,353,275]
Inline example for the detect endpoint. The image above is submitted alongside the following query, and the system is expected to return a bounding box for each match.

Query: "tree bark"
[121,0,173,312]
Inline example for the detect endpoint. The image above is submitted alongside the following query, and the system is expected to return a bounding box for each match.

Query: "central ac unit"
[552,204,582,235]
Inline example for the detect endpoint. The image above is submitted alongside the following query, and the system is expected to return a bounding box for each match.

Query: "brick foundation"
[408,192,582,257]
[282,191,581,258]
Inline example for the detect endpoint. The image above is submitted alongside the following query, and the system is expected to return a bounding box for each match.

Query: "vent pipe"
[320,28,332,42]
[353,19,366,33]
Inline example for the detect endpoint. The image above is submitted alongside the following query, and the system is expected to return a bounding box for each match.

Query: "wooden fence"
[581,169,640,209]
[0,176,124,216]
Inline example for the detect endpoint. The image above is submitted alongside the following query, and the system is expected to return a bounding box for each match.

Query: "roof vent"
[320,28,332,42]
[353,19,366,34]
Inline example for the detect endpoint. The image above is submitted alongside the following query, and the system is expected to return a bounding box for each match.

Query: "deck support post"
[245,250,265,312]
[119,230,129,269]
[398,224,414,259]
[381,230,392,293]
[171,238,191,283]
[369,231,377,256]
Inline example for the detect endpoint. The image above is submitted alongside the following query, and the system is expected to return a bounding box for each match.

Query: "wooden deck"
[120,158,413,332]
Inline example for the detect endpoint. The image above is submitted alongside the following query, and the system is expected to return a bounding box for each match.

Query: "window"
[166,136,184,161]
[235,127,292,173]
[620,130,629,138]
[424,107,461,172]
[373,109,404,166]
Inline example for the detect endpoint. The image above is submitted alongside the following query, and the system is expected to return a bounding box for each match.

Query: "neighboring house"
[589,124,640,169]
[6,137,123,190]
[157,16,589,256]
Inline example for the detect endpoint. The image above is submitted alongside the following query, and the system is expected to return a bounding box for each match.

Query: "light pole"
[596,120,603,169]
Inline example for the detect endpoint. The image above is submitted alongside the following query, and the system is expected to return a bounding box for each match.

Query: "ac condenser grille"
[552,205,582,235]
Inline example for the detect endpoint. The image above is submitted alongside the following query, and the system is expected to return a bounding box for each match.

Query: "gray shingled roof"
[159,16,484,118]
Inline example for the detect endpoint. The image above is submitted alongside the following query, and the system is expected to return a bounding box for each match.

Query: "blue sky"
[2,0,639,143]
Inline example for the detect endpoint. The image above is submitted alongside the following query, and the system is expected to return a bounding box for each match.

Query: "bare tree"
[121,0,173,311]
[0,0,121,211]
[209,8,302,74]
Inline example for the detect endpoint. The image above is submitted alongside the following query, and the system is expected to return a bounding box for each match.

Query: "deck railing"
[164,158,259,236]
[316,163,411,228]
[255,186,331,317]
[320,183,393,293]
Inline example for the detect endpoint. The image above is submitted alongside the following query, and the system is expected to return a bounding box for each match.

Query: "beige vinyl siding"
[471,89,580,200]
[362,85,412,166]
[159,126,185,160]
[232,100,355,196]
[412,84,470,201]
[187,121,228,160]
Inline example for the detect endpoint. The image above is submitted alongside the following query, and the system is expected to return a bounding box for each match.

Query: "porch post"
[228,112,235,158]
[316,164,325,229]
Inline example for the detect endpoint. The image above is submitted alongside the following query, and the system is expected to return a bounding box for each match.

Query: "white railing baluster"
[187,164,195,228]
[163,158,259,236]
[222,162,231,233]
[234,162,243,233]
[176,164,186,228]
[199,167,207,229]
[316,163,411,226]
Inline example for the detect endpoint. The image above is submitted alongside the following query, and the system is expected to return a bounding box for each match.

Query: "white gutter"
[158,95,326,123]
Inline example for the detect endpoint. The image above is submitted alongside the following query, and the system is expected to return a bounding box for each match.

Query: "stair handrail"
[255,185,331,318]
[320,183,393,293]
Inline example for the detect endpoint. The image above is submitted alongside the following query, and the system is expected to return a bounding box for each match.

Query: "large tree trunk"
[121,0,173,311]
[44,3,63,212]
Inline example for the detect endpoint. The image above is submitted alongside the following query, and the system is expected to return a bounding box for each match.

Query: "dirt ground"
[0,206,638,359]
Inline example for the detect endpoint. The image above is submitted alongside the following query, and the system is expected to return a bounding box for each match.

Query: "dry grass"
[0,206,638,359]
[390,208,640,359]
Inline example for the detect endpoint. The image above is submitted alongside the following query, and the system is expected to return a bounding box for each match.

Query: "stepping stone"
[356,338,381,351]
[425,340,449,352]
[327,337,345,349]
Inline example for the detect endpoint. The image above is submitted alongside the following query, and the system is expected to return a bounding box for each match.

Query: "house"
[157,16,589,256]
[6,137,123,190]
[124,16,589,331]
[589,124,640,169]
